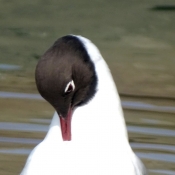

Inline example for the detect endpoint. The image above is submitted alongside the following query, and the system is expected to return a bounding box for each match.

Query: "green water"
[0,0,175,174]
[0,93,175,174]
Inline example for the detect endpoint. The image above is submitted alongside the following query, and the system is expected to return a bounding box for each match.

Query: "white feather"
[21,35,146,175]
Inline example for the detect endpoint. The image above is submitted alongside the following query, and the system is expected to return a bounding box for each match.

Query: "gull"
[21,35,147,175]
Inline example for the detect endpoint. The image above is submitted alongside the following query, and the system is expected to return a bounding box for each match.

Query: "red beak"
[59,108,72,141]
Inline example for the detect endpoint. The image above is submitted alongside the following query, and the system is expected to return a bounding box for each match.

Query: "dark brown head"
[35,35,97,141]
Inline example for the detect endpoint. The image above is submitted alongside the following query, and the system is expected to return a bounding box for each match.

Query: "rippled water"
[0,91,175,175]
[0,64,21,71]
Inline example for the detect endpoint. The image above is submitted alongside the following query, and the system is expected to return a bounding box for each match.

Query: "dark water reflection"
[149,169,175,175]
[137,152,175,163]
[0,91,175,174]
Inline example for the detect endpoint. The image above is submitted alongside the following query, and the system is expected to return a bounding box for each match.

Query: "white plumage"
[21,35,146,175]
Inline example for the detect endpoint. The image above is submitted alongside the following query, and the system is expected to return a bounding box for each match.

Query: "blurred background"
[0,0,175,174]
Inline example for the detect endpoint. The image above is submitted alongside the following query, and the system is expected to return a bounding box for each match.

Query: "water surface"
[0,64,21,71]
[0,91,175,175]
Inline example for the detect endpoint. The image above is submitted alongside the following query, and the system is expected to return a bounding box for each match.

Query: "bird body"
[21,35,146,175]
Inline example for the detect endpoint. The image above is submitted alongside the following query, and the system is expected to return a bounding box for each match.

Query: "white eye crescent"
[64,80,75,93]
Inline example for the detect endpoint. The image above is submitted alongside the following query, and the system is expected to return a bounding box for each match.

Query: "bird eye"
[64,80,75,94]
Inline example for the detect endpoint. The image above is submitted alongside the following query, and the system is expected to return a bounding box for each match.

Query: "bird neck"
[45,58,128,146]
[44,112,63,142]
[71,59,129,145]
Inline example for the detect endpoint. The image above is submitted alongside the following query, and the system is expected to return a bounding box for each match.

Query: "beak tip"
[58,108,72,141]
